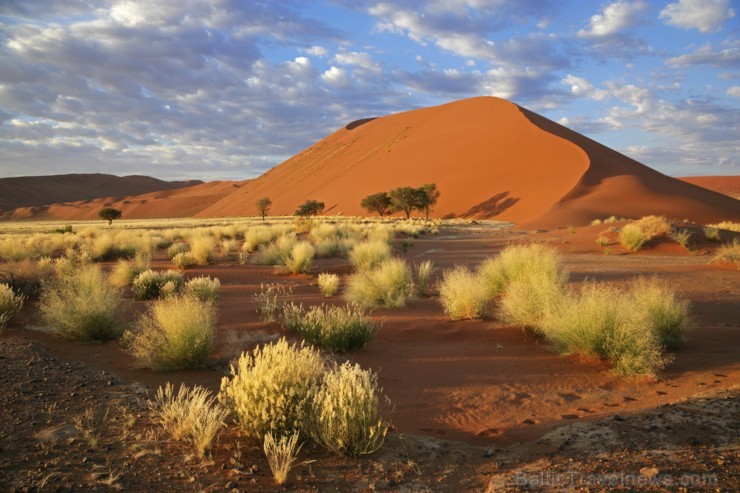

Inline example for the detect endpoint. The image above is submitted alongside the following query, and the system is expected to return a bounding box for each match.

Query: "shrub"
[264,432,302,485]
[414,260,436,296]
[281,303,377,352]
[499,270,565,330]
[39,265,124,341]
[110,254,150,287]
[150,383,228,458]
[590,218,603,226]
[189,235,216,266]
[317,273,340,297]
[345,258,414,308]
[254,283,290,323]
[0,283,25,330]
[670,229,692,249]
[220,239,239,260]
[308,362,390,457]
[348,240,391,272]
[708,221,740,233]
[627,278,688,350]
[437,266,489,320]
[478,243,566,298]
[0,259,53,297]
[252,235,297,266]
[595,235,610,247]
[712,238,740,267]
[184,276,221,304]
[283,241,315,274]
[171,252,197,270]
[167,241,190,259]
[132,269,184,300]
[219,338,325,441]
[619,224,647,251]
[633,215,672,239]
[131,295,215,370]
[703,226,721,242]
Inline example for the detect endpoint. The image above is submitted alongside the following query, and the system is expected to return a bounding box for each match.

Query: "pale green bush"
[189,235,216,266]
[220,239,239,260]
[499,270,565,330]
[414,260,436,296]
[184,276,221,304]
[627,278,689,350]
[348,240,391,272]
[252,235,297,266]
[281,303,377,352]
[219,338,325,440]
[703,226,721,242]
[110,254,150,287]
[132,269,184,300]
[308,362,390,457]
[167,241,190,259]
[39,265,124,341]
[317,272,340,297]
[478,243,566,297]
[0,283,25,330]
[619,224,648,251]
[131,295,215,370]
[150,383,228,458]
[437,266,489,320]
[345,258,414,308]
[283,241,315,274]
[264,432,302,485]
[171,252,197,270]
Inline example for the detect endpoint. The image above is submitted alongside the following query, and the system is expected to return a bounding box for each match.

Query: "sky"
[0,0,738,181]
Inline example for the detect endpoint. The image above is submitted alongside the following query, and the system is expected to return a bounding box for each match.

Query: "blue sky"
[0,0,738,180]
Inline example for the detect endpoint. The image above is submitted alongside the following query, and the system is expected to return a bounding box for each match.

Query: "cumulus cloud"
[561,74,607,100]
[667,40,740,68]
[659,0,735,33]
[577,1,647,38]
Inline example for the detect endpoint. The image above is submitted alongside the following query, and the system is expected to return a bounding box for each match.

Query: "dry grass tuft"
[317,272,340,297]
[0,283,25,330]
[263,432,302,485]
[437,266,489,320]
[345,258,414,308]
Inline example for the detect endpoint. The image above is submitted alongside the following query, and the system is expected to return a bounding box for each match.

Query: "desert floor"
[1,223,738,492]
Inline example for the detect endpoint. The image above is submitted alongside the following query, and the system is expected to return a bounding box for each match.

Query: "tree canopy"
[295,199,325,217]
[98,207,122,225]
[256,197,272,222]
[360,192,392,217]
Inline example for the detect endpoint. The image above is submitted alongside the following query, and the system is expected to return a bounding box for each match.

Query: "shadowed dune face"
[5,97,739,226]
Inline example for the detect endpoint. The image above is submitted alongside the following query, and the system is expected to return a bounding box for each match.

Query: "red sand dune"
[6,97,739,226]
[679,175,740,199]
[195,97,739,227]
[0,173,200,212]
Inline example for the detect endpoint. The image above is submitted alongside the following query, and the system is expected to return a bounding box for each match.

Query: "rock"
[639,466,659,478]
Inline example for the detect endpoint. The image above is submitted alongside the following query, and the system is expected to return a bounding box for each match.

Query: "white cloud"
[562,74,607,100]
[659,0,735,33]
[728,86,740,97]
[321,66,349,87]
[667,40,740,68]
[578,1,647,38]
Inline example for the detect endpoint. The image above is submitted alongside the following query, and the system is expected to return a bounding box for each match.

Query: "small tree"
[389,187,423,220]
[417,183,440,220]
[360,192,392,217]
[295,200,325,217]
[256,197,272,222]
[99,207,122,225]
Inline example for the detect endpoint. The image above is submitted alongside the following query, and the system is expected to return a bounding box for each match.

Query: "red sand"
[5,97,739,227]
[680,175,740,199]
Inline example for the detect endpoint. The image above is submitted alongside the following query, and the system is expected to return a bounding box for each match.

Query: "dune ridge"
[4,97,738,226]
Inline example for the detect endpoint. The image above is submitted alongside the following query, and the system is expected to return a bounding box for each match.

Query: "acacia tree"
[98,207,122,225]
[389,187,424,219]
[256,197,272,222]
[360,192,392,217]
[418,183,440,220]
[295,200,325,217]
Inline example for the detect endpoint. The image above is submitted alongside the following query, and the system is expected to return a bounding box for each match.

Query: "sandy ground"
[1,224,738,491]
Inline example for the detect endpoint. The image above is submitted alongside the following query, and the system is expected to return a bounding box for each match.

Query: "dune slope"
[196,97,738,227]
[679,176,740,199]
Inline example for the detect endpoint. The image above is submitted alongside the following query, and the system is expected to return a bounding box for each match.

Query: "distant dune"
[4,98,739,226]
[0,173,201,212]
[679,176,740,199]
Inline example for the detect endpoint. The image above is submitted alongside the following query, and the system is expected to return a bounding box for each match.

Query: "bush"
[708,221,740,233]
[39,265,124,341]
[0,283,25,330]
[595,235,610,247]
[219,338,326,441]
[132,269,184,300]
[478,243,566,298]
[499,270,565,330]
[619,224,648,251]
[414,260,436,296]
[437,266,489,320]
[283,241,315,274]
[348,240,391,272]
[184,276,220,304]
[171,252,197,270]
[317,273,340,297]
[110,254,150,287]
[281,303,377,352]
[131,295,215,370]
[189,235,216,266]
[150,383,228,458]
[264,432,302,485]
[220,239,238,260]
[345,258,414,308]
[167,241,190,259]
[252,235,297,266]
[628,278,688,350]
[703,226,721,242]
[670,229,692,249]
[633,215,673,238]
[308,362,390,457]
[712,238,740,267]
